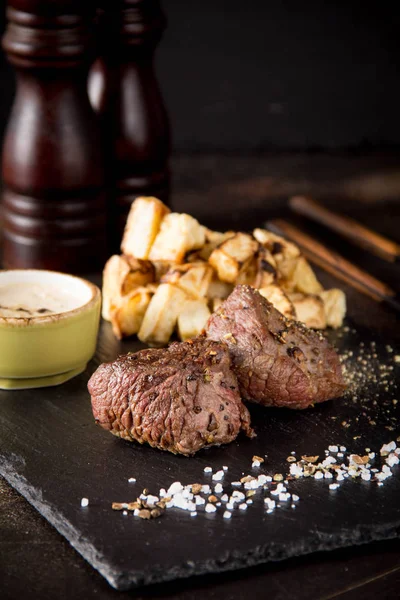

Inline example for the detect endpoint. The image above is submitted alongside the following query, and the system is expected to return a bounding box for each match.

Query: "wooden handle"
[290,196,400,263]
[268,219,398,307]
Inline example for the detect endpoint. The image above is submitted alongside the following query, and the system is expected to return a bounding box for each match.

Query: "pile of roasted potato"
[103,197,346,346]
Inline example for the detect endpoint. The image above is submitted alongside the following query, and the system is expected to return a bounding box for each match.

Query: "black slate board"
[1,319,400,591]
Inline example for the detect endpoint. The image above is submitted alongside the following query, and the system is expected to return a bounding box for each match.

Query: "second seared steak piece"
[88,338,254,456]
[205,285,346,409]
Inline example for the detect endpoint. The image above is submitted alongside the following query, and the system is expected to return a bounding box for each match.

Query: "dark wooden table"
[1,153,400,600]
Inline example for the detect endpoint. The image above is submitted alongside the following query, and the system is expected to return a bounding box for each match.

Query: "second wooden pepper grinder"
[88,0,170,248]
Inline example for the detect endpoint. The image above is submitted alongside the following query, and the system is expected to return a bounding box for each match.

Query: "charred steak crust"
[205,285,346,409]
[88,338,254,456]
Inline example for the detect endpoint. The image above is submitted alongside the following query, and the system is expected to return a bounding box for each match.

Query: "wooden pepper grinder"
[2,0,106,272]
[88,0,170,248]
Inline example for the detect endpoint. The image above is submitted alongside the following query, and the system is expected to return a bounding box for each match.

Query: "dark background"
[1,0,400,152]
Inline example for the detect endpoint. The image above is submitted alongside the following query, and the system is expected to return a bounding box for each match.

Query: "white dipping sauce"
[0,282,82,318]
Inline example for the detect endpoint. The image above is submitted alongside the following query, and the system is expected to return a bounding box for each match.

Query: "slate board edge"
[2,458,400,591]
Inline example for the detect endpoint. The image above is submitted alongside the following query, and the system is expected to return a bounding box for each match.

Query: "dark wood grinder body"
[88,0,170,249]
[1,0,106,272]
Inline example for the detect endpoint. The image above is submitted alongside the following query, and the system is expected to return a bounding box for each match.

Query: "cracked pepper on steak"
[205,285,346,409]
[88,338,254,455]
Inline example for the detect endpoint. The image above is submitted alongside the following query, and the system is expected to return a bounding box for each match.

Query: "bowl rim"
[0,269,101,328]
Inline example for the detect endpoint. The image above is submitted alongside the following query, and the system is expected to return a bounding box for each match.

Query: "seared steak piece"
[88,338,254,456]
[205,285,346,409]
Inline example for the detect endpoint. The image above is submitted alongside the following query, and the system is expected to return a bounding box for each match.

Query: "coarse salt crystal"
[146,495,159,506]
[324,472,333,479]
[159,488,167,497]
[252,460,261,468]
[257,475,268,485]
[386,453,399,467]
[221,494,229,503]
[279,493,290,502]
[190,511,197,517]
[232,491,245,500]
[223,466,229,471]
[292,494,299,502]
[214,483,223,494]
[231,481,241,487]
[246,499,253,505]
[328,445,339,453]
[204,466,212,473]
[128,478,136,483]
[167,482,183,496]
[80,498,89,507]
[329,483,340,490]
[226,502,234,510]
[361,472,371,481]
[265,476,273,482]
[223,510,232,519]
[212,470,224,481]
[134,508,140,516]
[314,471,324,480]
[195,496,205,506]
[238,503,247,510]
[201,485,211,494]
[380,442,396,455]
[322,456,336,467]
[340,446,347,452]
[123,510,128,516]
[290,464,303,477]
[205,503,217,513]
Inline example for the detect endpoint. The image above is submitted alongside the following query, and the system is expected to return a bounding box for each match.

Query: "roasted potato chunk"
[148,213,206,264]
[138,283,188,347]
[197,229,235,261]
[161,262,213,299]
[208,232,259,283]
[121,196,170,260]
[253,228,300,261]
[278,256,323,295]
[102,255,153,321]
[320,289,346,329]
[289,293,327,329]
[258,284,296,320]
[251,247,277,288]
[177,299,211,341]
[110,288,152,340]
[207,274,234,300]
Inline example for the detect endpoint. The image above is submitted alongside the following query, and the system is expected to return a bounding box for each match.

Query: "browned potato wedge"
[278,256,323,295]
[212,297,223,312]
[251,247,277,288]
[207,274,234,300]
[253,228,300,261]
[149,213,206,264]
[138,283,188,347]
[320,289,346,329]
[258,284,296,320]
[102,255,153,321]
[121,197,170,260]
[289,293,327,329]
[110,288,152,340]
[161,262,213,299]
[177,299,211,341]
[208,232,259,283]
[197,229,235,261]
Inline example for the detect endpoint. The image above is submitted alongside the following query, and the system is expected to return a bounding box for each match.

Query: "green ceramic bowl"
[0,270,101,390]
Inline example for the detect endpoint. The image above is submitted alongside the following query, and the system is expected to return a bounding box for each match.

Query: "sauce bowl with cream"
[0,270,101,389]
